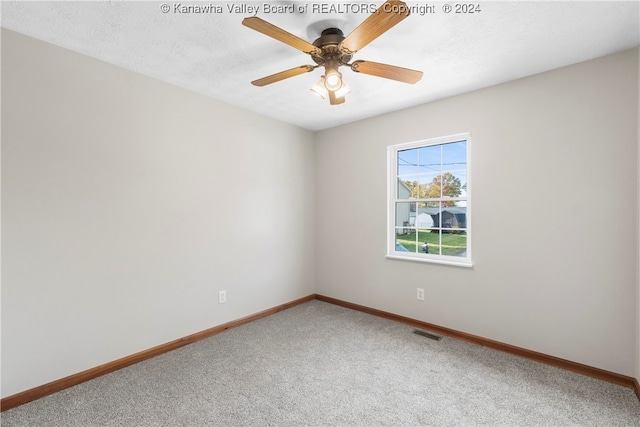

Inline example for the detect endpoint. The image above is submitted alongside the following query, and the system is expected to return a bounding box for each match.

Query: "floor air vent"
[413,330,443,341]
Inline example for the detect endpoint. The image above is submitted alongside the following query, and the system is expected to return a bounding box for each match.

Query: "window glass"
[388,134,471,266]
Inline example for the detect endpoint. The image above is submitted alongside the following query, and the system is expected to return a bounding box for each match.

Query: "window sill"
[385,254,473,268]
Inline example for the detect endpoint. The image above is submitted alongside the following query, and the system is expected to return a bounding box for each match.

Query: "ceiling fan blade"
[328,90,345,105]
[339,0,410,55]
[243,17,321,55]
[251,65,316,87]
[351,60,423,84]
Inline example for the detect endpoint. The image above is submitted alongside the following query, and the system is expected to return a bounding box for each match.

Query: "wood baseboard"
[0,294,316,412]
[3,293,638,411]
[315,294,639,394]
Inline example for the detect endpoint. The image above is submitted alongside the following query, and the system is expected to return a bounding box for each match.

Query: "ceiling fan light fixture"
[324,70,342,91]
[334,81,351,98]
[310,77,328,99]
[323,59,343,91]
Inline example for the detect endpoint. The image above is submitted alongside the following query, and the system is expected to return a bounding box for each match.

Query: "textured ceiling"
[2,1,639,131]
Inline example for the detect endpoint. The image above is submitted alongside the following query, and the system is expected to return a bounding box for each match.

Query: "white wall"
[637,46,640,386]
[316,48,639,376]
[1,29,315,398]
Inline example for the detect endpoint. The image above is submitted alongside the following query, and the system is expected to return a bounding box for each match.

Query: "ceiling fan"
[242,0,423,105]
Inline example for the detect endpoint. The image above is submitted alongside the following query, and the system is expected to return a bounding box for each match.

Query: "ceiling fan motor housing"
[311,28,352,65]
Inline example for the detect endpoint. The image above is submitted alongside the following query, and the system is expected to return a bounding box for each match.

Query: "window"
[387,133,471,267]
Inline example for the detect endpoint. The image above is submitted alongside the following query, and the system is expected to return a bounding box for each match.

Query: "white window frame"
[386,133,472,267]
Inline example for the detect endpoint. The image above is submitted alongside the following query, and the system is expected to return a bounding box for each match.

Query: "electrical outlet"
[417,288,425,301]
[218,290,227,304]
